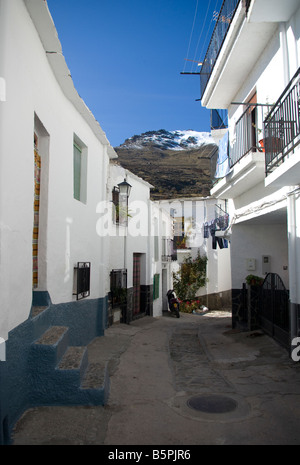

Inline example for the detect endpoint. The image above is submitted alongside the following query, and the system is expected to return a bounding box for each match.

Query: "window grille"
[110,269,127,308]
[73,262,91,300]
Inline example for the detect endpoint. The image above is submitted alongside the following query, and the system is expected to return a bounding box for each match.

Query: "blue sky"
[47,0,223,147]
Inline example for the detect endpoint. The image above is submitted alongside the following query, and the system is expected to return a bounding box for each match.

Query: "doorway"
[162,268,168,311]
[132,254,141,316]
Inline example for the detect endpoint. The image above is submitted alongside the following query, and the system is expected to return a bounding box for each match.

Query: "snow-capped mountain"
[115,129,217,200]
[117,129,214,151]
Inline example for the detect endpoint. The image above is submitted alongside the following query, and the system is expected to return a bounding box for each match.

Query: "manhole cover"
[187,395,238,414]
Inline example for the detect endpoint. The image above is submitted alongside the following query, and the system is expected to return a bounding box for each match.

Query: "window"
[174,216,186,249]
[112,186,130,225]
[112,187,120,224]
[73,262,91,300]
[73,142,81,201]
[73,136,87,203]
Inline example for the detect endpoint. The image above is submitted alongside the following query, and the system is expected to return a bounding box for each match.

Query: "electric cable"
[183,0,199,73]
[195,0,222,72]
[190,0,212,73]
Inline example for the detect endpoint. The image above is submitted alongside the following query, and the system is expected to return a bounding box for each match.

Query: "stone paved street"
[12,312,300,445]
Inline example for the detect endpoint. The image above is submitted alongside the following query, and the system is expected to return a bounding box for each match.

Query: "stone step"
[81,362,107,389]
[30,326,110,406]
[31,306,48,318]
[31,326,69,370]
[58,346,88,378]
[35,326,68,346]
[80,362,110,405]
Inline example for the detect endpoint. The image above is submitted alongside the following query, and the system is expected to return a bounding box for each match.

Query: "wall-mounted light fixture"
[117,178,132,198]
[117,178,132,227]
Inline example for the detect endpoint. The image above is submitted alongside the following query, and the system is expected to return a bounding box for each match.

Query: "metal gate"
[259,273,290,349]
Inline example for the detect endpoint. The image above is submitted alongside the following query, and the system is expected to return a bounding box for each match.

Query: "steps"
[30,325,110,407]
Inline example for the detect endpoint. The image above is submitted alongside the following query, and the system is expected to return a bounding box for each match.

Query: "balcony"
[264,68,300,186]
[200,0,278,109]
[200,0,241,100]
[162,238,177,262]
[230,103,272,167]
[211,102,270,199]
[211,70,300,197]
[246,0,299,23]
[211,109,228,130]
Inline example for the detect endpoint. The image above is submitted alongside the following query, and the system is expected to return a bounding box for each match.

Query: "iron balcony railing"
[162,238,177,262]
[211,109,228,130]
[245,0,252,15]
[230,103,272,167]
[264,67,300,176]
[200,0,241,99]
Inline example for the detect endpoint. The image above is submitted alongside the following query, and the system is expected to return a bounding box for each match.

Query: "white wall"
[108,164,174,317]
[224,4,300,296]
[231,222,289,289]
[108,164,152,284]
[159,197,232,299]
[0,0,113,338]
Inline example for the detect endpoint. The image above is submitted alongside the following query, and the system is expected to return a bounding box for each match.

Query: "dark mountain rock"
[114,130,218,200]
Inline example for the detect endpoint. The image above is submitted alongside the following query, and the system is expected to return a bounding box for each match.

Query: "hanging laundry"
[203,222,209,238]
[215,131,230,178]
[204,215,230,249]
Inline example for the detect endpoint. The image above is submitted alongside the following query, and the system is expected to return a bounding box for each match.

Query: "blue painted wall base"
[0,292,109,444]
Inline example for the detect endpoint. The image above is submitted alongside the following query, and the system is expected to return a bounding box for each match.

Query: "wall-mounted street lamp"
[117,178,132,227]
[117,178,132,274]
[117,178,132,198]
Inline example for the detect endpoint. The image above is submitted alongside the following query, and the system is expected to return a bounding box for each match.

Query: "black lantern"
[117,178,132,198]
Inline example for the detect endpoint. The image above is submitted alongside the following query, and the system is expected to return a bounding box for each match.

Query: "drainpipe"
[279,22,290,87]
[0,0,10,445]
[101,146,109,299]
[287,189,300,347]
[0,0,9,337]
[0,0,8,227]
[147,198,152,306]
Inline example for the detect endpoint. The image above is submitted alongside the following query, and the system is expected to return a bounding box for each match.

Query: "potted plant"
[245,274,264,286]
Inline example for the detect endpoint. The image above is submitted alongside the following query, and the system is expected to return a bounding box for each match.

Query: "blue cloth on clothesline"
[203,214,229,249]
[215,131,230,179]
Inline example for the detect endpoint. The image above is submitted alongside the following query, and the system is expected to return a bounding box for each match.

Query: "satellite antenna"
[181,59,202,75]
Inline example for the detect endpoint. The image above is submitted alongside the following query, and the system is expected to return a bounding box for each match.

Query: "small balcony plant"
[245,274,264,286]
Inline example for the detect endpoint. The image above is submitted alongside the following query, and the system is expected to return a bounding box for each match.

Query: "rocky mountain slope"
[114,130,218,200]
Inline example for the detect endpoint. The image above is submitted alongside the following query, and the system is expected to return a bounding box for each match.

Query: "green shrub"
[173,251,207,301]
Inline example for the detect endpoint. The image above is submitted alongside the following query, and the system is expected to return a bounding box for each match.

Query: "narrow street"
[13,311,300,445]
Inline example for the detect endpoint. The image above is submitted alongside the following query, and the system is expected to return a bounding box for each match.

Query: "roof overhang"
[201,3,277,109]
[24,0,118,159]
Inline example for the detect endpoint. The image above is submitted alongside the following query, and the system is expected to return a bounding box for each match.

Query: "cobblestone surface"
[12,312,300,445]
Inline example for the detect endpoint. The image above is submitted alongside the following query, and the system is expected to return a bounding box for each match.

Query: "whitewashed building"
[200,0,300,353]
[159,197,232,309]
[107,163,174,324]
[0,0,173,443]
